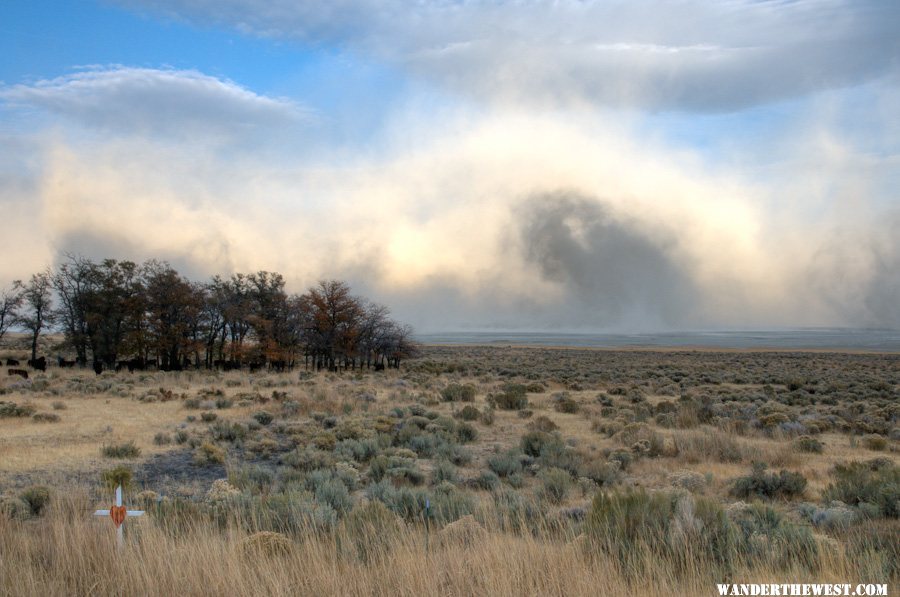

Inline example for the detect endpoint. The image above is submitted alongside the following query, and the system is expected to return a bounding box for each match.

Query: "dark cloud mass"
[517,191,695,327]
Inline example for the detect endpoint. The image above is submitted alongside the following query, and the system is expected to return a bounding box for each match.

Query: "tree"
[52,255,93,366]
[142,262,201,370]
[0,283,22,344]
[15,272,54,362]
[82,259,143,369]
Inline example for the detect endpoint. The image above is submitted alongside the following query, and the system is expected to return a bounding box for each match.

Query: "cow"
[27,357,46,372]
[93,361,103,375]
[57,356,76,368]
[7,369,28,379]
[5,358,19,366]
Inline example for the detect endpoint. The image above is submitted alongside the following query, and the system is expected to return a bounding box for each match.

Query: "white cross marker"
[94,484,144,549]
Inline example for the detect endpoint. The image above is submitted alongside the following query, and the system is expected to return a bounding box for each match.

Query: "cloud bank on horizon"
[0,0,897,331]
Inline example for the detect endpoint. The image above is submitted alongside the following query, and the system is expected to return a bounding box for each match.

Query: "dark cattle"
[57,356,76,368]
[27,357,46,372]
[116,358,147,373]
[270,360,287,373]
[248,362,263,373]
[223,361,240,372]
[374,363,386,372]
[8,369,28,379]
[5,358,19,366]
[93,361,103,375]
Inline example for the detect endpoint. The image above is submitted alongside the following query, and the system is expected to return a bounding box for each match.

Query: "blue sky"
[0,0,897,330]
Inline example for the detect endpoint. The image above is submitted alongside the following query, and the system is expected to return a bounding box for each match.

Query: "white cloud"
[0,67,308,140]
[116,0,900,110]
[1,102,896,330]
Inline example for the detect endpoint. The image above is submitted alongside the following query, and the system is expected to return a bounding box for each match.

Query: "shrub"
[487,450,524,478]
[730,464,807,500]
[194,442,226,466]
[430,483,475,525]
[672,429,745,463]
[472,470,501,491]
[215,397,233,409]
[861,434,888,451]
[616,423,664,457]
[101,441,141,459]
[795,435,824,453]
[844,520,900,579]
[528,415,559,433]
[51,401,67,410]
[200,411,218,422]
[454,405,481,421]
[586,489,737,578]
[520,431,559,457]
[822,460,899,518]
[153,432,172,445]
[335,438,380,463]
[339,501,405,563]
[578,459,621,487]
[480,406,495,426]
[441,383,476,402]
[0,496,31,520]
[32,412,60,423]
[0,401,36,418]
[456,422,478,443]
[19,486,51,516]
[431,459,458,485]
[315,479,353,516]
[539,467,572,503]
[101,465,133,490]
[552,393,580,414]
[184,398,201,409]
[492,384,528,410]
[174,430,189,444]
[210,421,247,443]
[253,411,274,426]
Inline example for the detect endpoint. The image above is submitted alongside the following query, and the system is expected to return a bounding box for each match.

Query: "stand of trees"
[2,256,418,373]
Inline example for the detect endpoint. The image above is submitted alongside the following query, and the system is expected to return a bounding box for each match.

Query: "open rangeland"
[1,342,897,596]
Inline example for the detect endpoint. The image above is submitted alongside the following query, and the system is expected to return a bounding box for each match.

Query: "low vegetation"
[0,341,897,594]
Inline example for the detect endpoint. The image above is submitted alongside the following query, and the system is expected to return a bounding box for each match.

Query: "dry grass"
[1,343,897,595]
[0,490,876,597]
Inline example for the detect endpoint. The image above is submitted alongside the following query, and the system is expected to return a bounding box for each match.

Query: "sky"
[0,0,898,332]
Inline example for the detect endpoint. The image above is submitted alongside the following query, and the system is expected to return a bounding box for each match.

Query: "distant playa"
[416,328,900,352]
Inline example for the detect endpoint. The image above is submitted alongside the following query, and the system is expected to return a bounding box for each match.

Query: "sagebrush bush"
[454,405,481,421]
[338,501,405,563]
[520,431,558,457]
[0,401,36,418]
[19,486,50,516]
[487,450,524,478]
[539,467,572,503]
[253,411,274,426]
[586,489,737,579]
[441,383,476,402]
[194,441,226,466]
[491,384,528,410]
[32,412,60,423]
[730,464,807,500]
[822,460,899,518]
[552,393,580,414]
[861,434,887,451]
[795,435,824,453]
[101,441,141,459]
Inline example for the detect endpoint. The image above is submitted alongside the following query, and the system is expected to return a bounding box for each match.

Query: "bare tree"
[0,283,23,344]
[15,272,54,362]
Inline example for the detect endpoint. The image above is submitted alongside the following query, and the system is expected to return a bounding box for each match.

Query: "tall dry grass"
[0,488,886,597]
